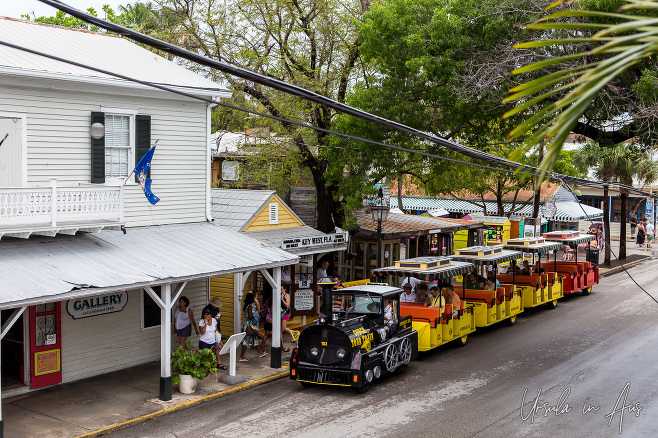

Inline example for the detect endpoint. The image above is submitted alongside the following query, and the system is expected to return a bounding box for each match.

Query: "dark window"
[143,286,161,329]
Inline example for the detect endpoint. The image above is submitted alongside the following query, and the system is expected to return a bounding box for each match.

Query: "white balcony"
[0,179,125,239]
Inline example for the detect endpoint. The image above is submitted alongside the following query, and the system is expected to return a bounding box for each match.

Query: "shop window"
[142,286,162,329]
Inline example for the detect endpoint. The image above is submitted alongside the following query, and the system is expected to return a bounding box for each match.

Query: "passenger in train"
[426,286,445,310]
[443,285,460,316]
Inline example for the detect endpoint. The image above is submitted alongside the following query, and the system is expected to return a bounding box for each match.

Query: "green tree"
[159,0,371,232]
[573,142,653,262]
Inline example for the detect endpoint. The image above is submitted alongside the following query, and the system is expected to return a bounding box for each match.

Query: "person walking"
[637,217,646,247]
[630,213,638,238]
[173,296,199,348]
[646,219,654,249]
[239,291,267,361]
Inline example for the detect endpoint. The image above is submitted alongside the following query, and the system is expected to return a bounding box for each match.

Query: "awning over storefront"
[243,225,348,256]
[391,197,603,222]
[0,222,299,310]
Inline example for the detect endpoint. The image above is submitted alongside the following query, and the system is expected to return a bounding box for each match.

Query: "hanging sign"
[646,199,654,222]
[221,160,239,181]
[282,233,345,250]
[297,254,314,267]
[67,292,128,319]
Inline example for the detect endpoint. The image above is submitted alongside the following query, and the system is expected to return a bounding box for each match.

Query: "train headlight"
[336,348,346,359]
[310,347,320,356]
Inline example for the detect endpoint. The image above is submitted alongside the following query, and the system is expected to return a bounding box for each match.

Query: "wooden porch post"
[0,306,27,438]
[145,282,186,401]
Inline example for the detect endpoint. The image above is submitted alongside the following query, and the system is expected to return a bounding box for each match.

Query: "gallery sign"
[67,292,128,319]
[282,233,345,250]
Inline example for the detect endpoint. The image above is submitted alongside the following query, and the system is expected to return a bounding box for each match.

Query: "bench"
[496,274,541,290]
[456,289,496,307]
[400,302,442,327]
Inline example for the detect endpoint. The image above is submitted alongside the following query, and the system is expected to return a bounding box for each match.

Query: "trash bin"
[586,248,600,267]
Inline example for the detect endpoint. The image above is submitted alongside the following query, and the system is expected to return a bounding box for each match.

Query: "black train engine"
[290,284,418,392]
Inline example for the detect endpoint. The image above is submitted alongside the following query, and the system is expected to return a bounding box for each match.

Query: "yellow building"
[210,189,348,336]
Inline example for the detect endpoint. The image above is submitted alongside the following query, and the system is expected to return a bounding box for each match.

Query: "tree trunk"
[619,191,628,261]
[603,186,611,266]
[397,175,404,213]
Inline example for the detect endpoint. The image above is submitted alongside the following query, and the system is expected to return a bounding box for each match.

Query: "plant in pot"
[171,341,218,394]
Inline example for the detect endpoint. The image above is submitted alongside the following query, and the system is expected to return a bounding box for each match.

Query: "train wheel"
[384,343,399,372]
[506,315,517,326]
[546,299,558,309]
[457,335,468,347]
[355,382,372,394]
[582,286,592,296]
[398,338,413,365]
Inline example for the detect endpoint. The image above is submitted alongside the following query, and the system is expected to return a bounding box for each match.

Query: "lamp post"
[370,188,390,269]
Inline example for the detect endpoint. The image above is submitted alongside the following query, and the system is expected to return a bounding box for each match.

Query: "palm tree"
[503,0,658,176]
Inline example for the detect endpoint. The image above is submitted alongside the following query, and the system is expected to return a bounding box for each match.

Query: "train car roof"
[450,246,522,266]
[371,260,474,282]
[338,284,403,296]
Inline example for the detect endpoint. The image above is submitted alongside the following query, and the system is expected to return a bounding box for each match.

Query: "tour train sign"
[67,292,128,319]
[281,232,345,250]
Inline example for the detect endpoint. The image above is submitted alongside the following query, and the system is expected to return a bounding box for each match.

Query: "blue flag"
[133,146,160,205]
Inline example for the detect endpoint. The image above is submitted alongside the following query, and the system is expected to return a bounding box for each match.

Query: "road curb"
[600,255,652,278]
[74,369,290,438]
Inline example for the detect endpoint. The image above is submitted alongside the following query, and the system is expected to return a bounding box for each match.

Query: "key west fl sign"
[67,292,128,319]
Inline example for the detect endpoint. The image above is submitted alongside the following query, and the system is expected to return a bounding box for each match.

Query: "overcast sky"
[3,1,128,19]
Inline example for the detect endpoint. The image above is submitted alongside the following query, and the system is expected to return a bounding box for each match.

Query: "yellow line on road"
[74,368,290,438]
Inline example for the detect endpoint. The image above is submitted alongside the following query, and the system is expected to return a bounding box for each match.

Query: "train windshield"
[353,295,382,314]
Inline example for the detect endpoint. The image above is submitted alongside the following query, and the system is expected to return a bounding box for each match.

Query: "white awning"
[0,222,298,310]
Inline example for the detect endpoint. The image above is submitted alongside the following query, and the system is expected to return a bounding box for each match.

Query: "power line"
[0,39,522,176]
[36,0,658,198]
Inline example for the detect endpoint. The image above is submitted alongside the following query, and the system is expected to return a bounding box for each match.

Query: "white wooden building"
[0,17,296,434]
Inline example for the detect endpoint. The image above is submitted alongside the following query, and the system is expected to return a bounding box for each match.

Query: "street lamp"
[370,188,390,268]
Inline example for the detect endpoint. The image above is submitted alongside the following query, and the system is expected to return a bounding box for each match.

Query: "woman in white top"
[173,296,198,347]
[199,311,226,370]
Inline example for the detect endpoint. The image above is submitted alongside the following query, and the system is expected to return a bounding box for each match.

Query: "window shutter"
[135,115,151,182]
[90,112,105,183]
[269,203,279,224]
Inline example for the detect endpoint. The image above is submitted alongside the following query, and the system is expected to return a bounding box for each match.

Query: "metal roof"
[243,226,347,256]
[390,196,603,222]
[0,17,228,97]
[451,248,522,266]
[340,284,402,296]
[354,212,482,238]
[0,222,298,310]
[211,189,277,231]
[372,260,474,282]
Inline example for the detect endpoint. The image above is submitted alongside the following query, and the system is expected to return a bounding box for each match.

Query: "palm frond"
[505,0,658,181]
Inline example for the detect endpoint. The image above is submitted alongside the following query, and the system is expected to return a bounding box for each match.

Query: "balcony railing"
[0,178,125,239]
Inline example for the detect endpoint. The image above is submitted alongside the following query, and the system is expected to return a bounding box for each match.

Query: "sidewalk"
[3,242,654,438]
[3,343,292,438]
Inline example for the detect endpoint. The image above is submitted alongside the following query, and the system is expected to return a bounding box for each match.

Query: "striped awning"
[502,242,562,254]
[390,197,603,222]
[372,261,474,282]
[451,249,523,266]
[543,234,595,246]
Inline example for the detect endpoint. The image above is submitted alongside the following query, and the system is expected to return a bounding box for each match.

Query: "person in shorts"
[646,219,654,248]
[199,310,226,370]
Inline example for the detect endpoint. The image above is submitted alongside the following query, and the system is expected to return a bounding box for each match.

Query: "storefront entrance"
[29,303,62,389]
[1,310,25,388]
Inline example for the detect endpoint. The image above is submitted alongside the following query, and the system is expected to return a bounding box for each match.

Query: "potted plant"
[171,341,218,394]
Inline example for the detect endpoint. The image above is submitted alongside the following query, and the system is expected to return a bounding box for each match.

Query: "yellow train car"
[500,237,564,309]
[372,257,477,350]
[450,245,524,326]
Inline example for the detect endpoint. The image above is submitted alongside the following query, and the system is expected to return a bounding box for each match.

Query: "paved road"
[111,261,658,438]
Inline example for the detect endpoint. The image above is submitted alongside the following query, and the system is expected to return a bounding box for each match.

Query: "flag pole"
[124,139,159,185]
